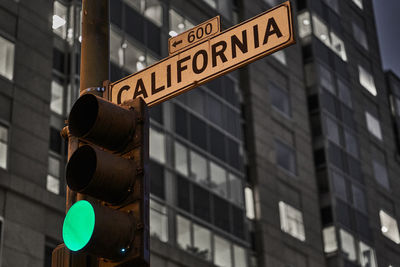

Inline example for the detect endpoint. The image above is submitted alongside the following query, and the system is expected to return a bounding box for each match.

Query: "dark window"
[275,140,296,173]
[50,127,62,154]
[177,175,191,212]
[232,205,245,239]
[341,105,355,129]
[190,114,207,150]
[45,238,58,267]
[175,104,188,139]
[146,20,161,55]
[53,48,65,73]
[110,62,124,82]
[355,211,371,241]
[321,206,333,225]
[351,185,366,213]
[150,160,165,199]
[336,199,351,229]
[226,107,240,138]
[193,184,210,222]
[207,95,225,126]
[332,171,347,201]
[224,77,239,108]
[187,88,205,116]
[321,91,337,117]
[125,5,144,43]
[213,195,230,232]
[150,103,163,124]
[207,77,224,97]
[227,138,241,170]
[110,0,122,28]
[314,149,326,166]
[270,83,291,116]
[347,155,363,183]
[328,142,344,170]
[209,127,225,161]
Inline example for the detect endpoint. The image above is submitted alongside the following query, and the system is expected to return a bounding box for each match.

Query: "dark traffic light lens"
[63,200,95,251]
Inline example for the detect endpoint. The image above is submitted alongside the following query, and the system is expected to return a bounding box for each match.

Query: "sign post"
[110,1,295,107]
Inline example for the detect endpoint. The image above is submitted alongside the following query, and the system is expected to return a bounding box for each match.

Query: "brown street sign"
[168,16,221,55]
[110,1,295,107]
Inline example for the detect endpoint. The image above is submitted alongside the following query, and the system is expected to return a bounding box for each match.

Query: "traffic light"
[62,94,149,266]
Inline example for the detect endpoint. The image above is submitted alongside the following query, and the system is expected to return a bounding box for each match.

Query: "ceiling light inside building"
[53,15,66,30]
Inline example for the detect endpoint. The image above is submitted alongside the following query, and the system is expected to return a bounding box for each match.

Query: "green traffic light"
[62,200,95,251]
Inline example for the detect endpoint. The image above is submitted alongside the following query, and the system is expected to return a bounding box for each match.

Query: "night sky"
[372,0,400,77]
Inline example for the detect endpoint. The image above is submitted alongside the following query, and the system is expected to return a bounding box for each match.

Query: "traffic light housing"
[62,94,149,266]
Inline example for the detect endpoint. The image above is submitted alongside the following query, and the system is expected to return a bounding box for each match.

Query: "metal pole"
[52,0,109,266]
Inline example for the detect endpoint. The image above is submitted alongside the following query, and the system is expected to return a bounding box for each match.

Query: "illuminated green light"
[62,200,95,251]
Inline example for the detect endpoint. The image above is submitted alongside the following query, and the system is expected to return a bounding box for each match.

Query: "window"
[379,210,400,244]
[0,126,8,170]
[312,15,347,61]
[365,112,382,140]
[150,127,166,164]
[229,173,243,206]
[325,116,340,145]
[340,229,356,261]
[279,201,305,241]
[53,1,68,39]
[169,9,194,37]
[352,22,368,50]
[344,130,359,158]
[0,36,15,80]
[298,11,312,39]
[337,79,353,108]
[47,156,60,194]
[245,187,255,219]
[372,152,390,189]
[271,50,287,65]
[210,162,228,197]
[275,140,296,174]
[126,0,163,27]
[359,65,377,96]
[359,241,377,267]
[332,171,347,201]
[150,200,168,242]
[203,0,217,9]
[352,185,366,213]
[322,0,339,13]
[270,83,290,116]
[352,0,363,9]
[50,81,64,115]
[174,141,188,176]
[193,223,211,261]
[233,245,248,267]
[177,215,191,250]
[124,40,147,73]
[319,65,335,94]
[189,151,207,183]
[214,235,232,267]
[323,226,338,253]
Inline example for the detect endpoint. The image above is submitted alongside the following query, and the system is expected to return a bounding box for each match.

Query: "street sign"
[169,16,220,55]
[110,1,295,107]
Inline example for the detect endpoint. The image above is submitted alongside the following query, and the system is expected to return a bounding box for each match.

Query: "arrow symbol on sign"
[172,40,183,48]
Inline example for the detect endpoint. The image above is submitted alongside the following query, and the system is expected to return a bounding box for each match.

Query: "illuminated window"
[365,112,382,140]
[189,150,207,183]
[271,50,287,65]
[47,156,60,194]
[50,81,64,115]
[323,0,339,13]
[358,65,377,96]
[126,0,163,27]
[229,173,243,206]
[193,223,211,261]
[174,141,188,176]
[53,1,68,39]
[233,245,248,267]
[322,226,338,253]
[297,11,312,39]
[379,210,400,244]
[279,201,305,241]
[0,36,14,80]
[169,9,194,37]
[150,127,166,163]
[330,32,347,61]
[150,200,168,242]
[340,229,356,261]
[0,126,8,170]
[359,241,377,267]
[312,15,330,47]
[245,187,255,219]
[210,162,228,198]
[203,0,217,8]
[177,215,191,250]
[352,0,363,9]
[214,235,232,267]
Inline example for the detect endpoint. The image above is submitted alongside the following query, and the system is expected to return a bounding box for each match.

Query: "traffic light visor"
[63,200,95,251]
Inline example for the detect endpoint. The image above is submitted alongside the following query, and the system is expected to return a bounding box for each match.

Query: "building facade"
[0,0,400,267]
